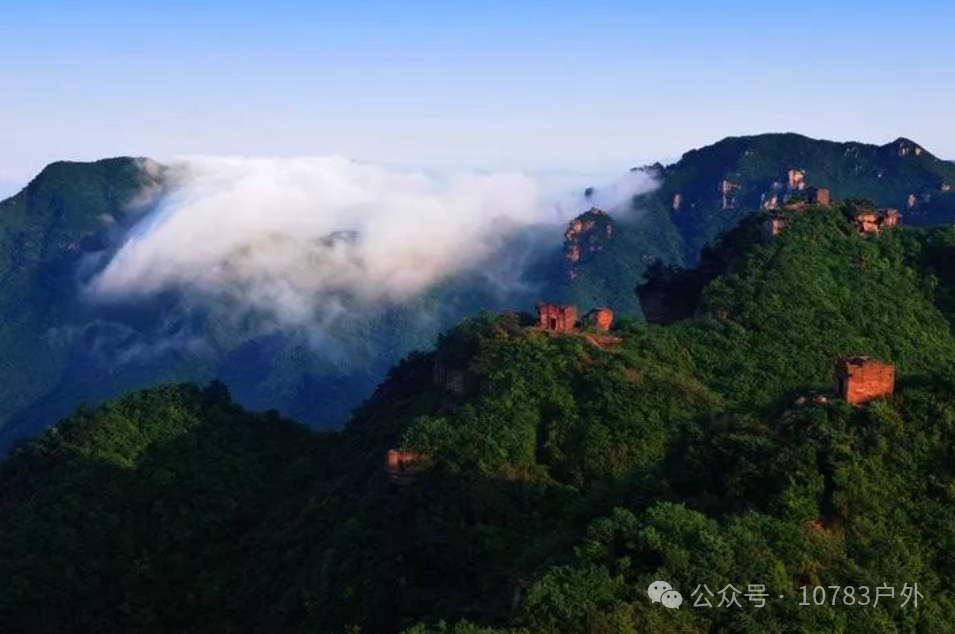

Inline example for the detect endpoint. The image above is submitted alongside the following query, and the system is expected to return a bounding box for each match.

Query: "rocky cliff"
[562,207,614,280]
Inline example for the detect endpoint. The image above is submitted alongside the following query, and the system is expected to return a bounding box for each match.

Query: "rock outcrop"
[787,169,807,191]
[586,308,614,332]
[562,208,614,280]
[719,180,740,210]
[854,209,901,233]
[894,139,924,157]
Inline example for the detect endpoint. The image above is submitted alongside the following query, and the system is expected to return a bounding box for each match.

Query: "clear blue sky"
[2,0,954,195]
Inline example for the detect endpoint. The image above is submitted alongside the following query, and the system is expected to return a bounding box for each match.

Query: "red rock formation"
[808,188,831,207]
[587,308,614,332]
[787,169,806,191]
[537,302,577,333]
[834,356,895,405]
[855,212,881,233]
[719,180,740,210]
[855,209,902,233]
[563,208,614,280]
[761,193,779,211]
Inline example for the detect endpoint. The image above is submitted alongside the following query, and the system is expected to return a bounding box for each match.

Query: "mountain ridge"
[635,132,955,260]
[3,201,955,632]
[3,132,955,456]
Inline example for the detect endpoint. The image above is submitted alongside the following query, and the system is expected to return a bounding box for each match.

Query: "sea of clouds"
[88,157,658,332]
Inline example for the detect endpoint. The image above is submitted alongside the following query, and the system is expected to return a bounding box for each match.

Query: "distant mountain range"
[2,133,954,453]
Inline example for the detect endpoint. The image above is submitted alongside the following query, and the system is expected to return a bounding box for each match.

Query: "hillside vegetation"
[3,134,955,453]
[3,204,955,633]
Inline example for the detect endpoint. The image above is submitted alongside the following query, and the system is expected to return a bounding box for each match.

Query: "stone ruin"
[386,449,426,486]
[834,356,895,405]
[536,302,620,346]
[537,303,615,334]
[537,302,577,333]
[761,187,832,240]
[807,187,831,207]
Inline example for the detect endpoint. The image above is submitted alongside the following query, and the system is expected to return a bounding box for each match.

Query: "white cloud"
[89,156,657,331]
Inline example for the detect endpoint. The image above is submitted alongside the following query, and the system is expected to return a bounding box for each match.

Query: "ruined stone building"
[386,449,426,486]
[834,356,895,405]
[807,187,831,206]
[537,303,577,333]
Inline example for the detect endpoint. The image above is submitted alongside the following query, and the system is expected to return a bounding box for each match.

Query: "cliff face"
[562,207,614,280]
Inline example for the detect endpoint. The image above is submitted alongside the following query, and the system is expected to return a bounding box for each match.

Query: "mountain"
[633,133,955,261]
[0,159,678,455]
[0,159,562,453]
[0,159,174,448]
[3,202,955,633]
[3,133,955,457]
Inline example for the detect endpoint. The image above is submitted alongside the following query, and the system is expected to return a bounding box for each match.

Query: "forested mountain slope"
[3,204,955,633]
[635,133,955,261]
[4,133,955,461]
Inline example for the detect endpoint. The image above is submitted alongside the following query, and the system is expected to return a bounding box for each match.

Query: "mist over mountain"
[0,156,657,454]
[2,133,955,456]
[90,156,655,330]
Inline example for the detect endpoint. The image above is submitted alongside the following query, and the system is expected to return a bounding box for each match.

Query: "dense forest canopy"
[3,202,955,633]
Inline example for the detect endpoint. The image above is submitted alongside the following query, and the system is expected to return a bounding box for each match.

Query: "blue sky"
[2,0,954,196]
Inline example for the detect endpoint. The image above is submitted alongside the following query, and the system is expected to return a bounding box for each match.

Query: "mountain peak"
[884,137,929,158]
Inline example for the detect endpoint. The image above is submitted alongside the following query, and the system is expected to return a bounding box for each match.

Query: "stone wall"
[834,356,895,405]
[537,303,577,333]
